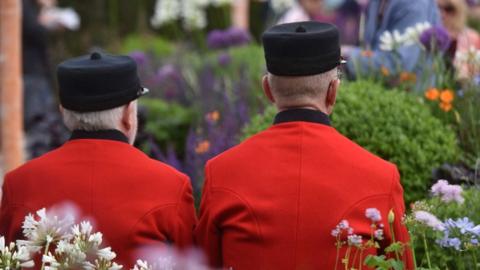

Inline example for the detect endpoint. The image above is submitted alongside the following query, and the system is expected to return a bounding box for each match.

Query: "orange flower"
[361,50,373,58]
[425,88,440,101]
[195,140,211,154]
[439,102,453,112]
[440,89,454,103]
[205,110,220,123]
[381,66,390,77]
[400,72,416,83]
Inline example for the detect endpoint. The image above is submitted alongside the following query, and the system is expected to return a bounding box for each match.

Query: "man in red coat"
[0,52,197,267]
[195,22,413,269]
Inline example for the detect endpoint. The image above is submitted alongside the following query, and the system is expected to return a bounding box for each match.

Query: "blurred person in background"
[343,0,441,78]
[22,0,80,158]
[278,0,362,45]
[438,0,480,80]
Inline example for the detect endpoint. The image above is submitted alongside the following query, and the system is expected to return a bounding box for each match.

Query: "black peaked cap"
[262,21,343,76]
[57,52,148,112]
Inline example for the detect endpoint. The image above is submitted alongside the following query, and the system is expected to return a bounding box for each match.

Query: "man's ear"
[121,102,133,131]
[262,75,275,103]
[58,105,64,114]
[325,79,340,114]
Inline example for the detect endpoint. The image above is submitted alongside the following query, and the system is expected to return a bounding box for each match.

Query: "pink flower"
[431,180,464,204]
[414,210,445,231]
[365,208,382,223]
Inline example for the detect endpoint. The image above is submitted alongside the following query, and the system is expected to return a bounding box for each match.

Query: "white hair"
[268,68,338,99]
[62,105,125,131]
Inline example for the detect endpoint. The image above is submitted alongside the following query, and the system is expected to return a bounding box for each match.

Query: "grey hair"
[62,105,125,131]
[268,68,338,99]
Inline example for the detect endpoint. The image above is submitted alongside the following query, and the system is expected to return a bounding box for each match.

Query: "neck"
[277,104,329,115]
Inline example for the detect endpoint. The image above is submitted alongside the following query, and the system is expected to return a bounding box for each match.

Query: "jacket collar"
[273,109,331,126]
[69,129,129,144]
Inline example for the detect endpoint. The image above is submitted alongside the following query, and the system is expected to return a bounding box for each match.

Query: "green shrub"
[241,80,460,203]
[121,35,175,57]
[140,98,193,156]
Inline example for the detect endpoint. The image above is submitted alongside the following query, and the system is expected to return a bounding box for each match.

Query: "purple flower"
[374,229,384,240]
[438,237,462,250]
[154,64,180,84]
[365,208,382,222]
[207,28,251,50]
[129,51,147,66]
[331,220,352,238]
[225,27,251,47]
[419,26,451,52]
[431,180,464,204]
[218,52,231,67]
[414,210,445,231]
[445,218,475,234]
[207,30,229,49]
[348,234,363,247]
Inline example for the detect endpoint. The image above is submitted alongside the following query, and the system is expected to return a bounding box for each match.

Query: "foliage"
[241,80,460,203]
[121,36,266,193]
[406,182,480,269]
[120,35,175,58]
[138,99,193,158]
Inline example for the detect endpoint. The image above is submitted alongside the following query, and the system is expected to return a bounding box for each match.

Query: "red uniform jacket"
[0,130,197,267]
[195,109,412,269]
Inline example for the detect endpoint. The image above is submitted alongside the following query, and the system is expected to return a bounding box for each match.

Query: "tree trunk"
[0,0,24,176]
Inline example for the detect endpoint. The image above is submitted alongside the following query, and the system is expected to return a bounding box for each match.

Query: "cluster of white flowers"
[151,0,234,30]
[456,46,480,69]
[379,22,431,51]
[18,208,75,253]
[270,0,296,13]
[0,237,34,269]
[131,258,177,270]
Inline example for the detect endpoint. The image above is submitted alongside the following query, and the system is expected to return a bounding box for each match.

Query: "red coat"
[195,109,412,269]
[0,130,197,268]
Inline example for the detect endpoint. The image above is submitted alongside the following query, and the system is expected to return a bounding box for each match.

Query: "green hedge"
[242,80,460,203]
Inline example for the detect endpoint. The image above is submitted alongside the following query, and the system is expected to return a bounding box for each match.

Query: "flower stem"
[344,246,352,270]
[389,219,401,261]
[472,250,478,270]
[334,239,341,270]
[410,239,418,270]
[40,241,51,270]
[422,232,432,269]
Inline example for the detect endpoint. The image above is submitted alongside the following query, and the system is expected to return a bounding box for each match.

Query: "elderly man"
[0,52,197,267]
[195,22,412,269]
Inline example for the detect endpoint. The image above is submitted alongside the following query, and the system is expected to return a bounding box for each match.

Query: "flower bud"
[388,209,395,223]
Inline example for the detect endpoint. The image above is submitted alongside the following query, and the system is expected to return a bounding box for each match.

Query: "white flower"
[403,22,431,45]
[270,0,296,13]
[0,237,35,269]
[20,208,74,252]
[151,0,182,28]
[379,30,405,51]
[181,1,208,30]
[374,229,384,240]
[88,232,103,246]
[109,262,123,270]
[97,247,117,261]
[133,260,153,270]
